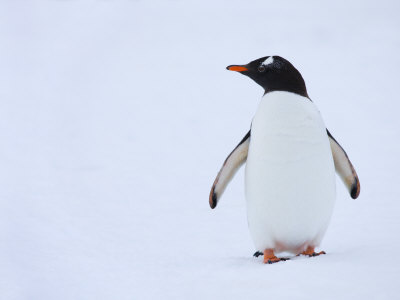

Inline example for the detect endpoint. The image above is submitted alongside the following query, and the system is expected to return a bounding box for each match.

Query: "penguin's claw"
[310,251,326,257]
[280,257,290,261]
[253,251,263,257]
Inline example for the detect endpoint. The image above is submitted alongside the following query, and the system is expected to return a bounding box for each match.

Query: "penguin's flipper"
[327,129,360,199]
[209,131,250,209]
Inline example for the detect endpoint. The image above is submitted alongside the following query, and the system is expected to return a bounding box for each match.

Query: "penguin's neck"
[261,74,309,98]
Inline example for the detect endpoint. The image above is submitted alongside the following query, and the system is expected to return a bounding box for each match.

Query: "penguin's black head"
[227,56,308,98]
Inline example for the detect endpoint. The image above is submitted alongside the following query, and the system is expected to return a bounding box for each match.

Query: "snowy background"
[0,0,399,299]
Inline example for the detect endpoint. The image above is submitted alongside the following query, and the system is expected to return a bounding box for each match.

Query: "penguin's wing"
[327,129,360,199]
[209,131,250,209]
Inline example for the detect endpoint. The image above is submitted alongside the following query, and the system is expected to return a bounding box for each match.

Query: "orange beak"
[226,65,248,72]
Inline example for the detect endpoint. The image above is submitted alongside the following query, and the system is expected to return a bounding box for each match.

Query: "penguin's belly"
[245,91,336,253]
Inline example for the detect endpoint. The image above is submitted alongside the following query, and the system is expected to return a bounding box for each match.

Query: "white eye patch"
[262,56,274,66]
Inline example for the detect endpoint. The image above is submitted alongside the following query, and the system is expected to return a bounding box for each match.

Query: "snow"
[0,0,399,299]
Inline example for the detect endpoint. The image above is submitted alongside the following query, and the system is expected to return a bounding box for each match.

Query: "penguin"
[209,56,360,264]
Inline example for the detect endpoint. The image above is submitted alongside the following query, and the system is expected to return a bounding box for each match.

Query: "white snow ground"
[0,0,399,299]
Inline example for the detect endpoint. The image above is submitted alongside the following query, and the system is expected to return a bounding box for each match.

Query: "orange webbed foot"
[298,246,326,257]
[263,249,289,264]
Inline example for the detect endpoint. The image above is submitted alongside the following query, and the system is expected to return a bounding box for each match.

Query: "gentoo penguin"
[209,56,360,264]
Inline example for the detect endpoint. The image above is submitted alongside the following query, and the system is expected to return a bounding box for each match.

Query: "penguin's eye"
[258,65,266,72]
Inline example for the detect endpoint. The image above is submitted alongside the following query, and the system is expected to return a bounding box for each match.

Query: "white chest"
[245,91,336,252]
